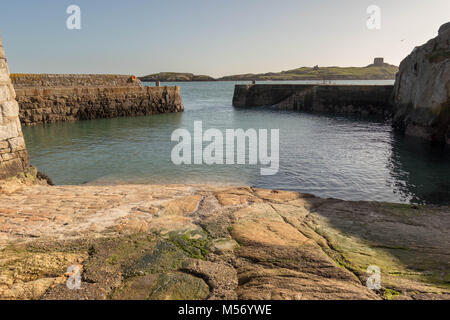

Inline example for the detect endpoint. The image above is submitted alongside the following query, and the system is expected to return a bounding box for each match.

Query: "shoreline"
[60,180,445,207]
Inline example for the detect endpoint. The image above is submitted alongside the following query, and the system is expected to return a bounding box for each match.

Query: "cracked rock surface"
[0,184,448,300]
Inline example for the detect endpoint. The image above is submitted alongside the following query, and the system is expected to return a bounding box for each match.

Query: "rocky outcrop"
[393,22,450,144]
[0,184,448,300]
[0,33,29,179]
[12,74,184,125]
[233,84,394,118]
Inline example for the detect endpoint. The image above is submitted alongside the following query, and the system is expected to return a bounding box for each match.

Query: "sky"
[0,0,448,77]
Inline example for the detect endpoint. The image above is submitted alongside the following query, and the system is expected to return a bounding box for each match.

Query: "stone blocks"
[11,74,183,125]
[16,85,184,125]
[0,32,29,179]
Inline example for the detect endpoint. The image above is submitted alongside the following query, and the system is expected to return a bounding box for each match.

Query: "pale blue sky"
[0,0,448,77]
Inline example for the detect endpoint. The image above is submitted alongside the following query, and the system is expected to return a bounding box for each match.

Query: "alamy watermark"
[66,5,81,30]
[66,264,82,290]
[171,121,279,176]
[366,5,381,30]
[366,265,381,290]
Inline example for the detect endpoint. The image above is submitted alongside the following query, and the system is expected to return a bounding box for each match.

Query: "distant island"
[139,72,215,82]
[140,58,399,82]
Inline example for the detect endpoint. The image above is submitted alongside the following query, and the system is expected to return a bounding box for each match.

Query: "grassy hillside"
[219,64,399,81]
[140,63,399,82]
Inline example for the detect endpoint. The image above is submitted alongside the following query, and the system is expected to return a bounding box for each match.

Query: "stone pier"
[233,84,394,118]
[11,74,184,125]
[0,34,29,179]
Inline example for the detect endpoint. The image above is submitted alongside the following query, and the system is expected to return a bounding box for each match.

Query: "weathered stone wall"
[11,74,142,88]
[232,84,316,107]
[0,34,29,179]
[233,84,394,117]
[16,86,183,125]
[310,85,393,117]
[11,74,183,125]
[393,22,450,144]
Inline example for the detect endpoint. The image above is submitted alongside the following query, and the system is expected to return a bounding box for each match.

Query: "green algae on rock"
[0,184,448,300]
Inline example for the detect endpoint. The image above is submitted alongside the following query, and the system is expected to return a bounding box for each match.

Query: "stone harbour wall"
[11,74,183,125]
[233,84,394,118]
[11,74,143,88]
[0,34,29,179]
[16,86,184,125]
[232,84,317,107]
[309,85,393,117]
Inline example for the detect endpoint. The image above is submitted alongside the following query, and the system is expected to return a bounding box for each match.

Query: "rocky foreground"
[0,181,449,300]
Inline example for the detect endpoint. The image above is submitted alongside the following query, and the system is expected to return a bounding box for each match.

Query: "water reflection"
[21,81,450,205]
[389,135,450,205]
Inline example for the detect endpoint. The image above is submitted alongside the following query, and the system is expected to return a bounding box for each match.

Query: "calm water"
[22,80,450,205]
